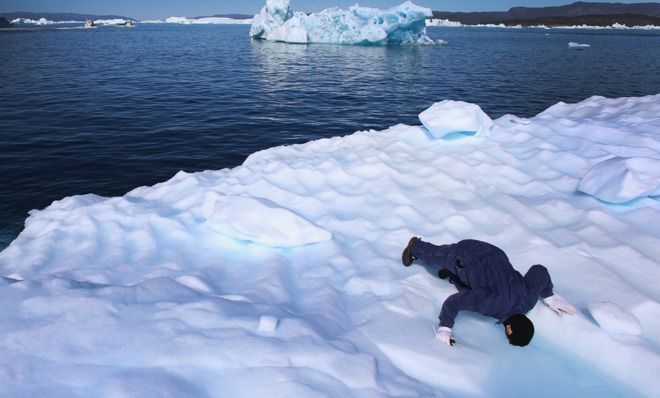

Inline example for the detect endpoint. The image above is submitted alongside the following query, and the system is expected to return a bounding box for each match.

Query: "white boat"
[84,20,96,28]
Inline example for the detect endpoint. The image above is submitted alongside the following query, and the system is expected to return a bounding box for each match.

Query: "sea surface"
[1,24,659,249]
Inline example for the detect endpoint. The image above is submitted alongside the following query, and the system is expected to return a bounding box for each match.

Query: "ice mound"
[257,315,279,333]
[250,0,437,45]
[588,302,643,336]
[418,100,493,138]
[200,192,332,247]
[2,94,660,397]
[578,157,660,203]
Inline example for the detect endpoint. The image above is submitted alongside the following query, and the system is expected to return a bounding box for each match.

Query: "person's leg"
[411,239,453,269]
[403,238,456,272]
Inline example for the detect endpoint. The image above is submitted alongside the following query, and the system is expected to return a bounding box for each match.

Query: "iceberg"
[1,94,660,397]
[250,0,438,45]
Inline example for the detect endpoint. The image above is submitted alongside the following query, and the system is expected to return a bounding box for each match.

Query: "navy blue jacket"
[412,239,554,328]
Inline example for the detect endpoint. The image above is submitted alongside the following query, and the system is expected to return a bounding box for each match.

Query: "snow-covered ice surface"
[250,0,437,45]
[1,94,660,397]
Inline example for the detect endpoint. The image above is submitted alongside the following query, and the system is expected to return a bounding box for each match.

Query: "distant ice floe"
[10,18,136,26]
[250,0,439,44]
[568,41,591,48]
[578,157,660,203]
[425,18,660,30]
[94,19,131,26]
[162,16,252,25]
[425,19,462,27]
[11,17,54,25]
[418,100,493,138]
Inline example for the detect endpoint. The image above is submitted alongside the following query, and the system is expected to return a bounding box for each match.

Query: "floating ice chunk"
[250,0,437,45]
[166,16,192,24]
[200,192,332,247]
[418,100,493,138]
[257,315,279,333]
[568,42,591,48]
[94,19,131,25]
[588,302,642,336]
[578,157,660,203]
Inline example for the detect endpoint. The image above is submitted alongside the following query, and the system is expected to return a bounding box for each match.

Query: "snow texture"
[588,301,642,336]
[199,192,332,246]
[250,0,437,45]
[1,94,660,397]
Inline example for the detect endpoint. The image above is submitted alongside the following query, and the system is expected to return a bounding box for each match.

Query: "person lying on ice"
[401,237,576,347]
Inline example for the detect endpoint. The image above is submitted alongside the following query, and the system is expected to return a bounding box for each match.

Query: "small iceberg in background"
[250,0,439,45]
[568,41,591,49]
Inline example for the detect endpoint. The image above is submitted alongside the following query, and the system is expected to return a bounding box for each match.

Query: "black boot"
[402,237,419,267]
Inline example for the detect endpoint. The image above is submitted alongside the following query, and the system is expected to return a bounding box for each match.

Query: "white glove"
[434,326,455,346]
[543,294,577,315]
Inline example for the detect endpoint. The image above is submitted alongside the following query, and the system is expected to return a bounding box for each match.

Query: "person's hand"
[435,326,455,346]
[543,294,577,315]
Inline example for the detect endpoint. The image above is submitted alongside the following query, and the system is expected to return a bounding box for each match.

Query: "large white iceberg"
[250,0,437,45]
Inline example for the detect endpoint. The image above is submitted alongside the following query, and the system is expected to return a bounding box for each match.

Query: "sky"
[0,0,650,20]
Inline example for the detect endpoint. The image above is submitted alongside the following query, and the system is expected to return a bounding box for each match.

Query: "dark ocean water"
[1,24,659,249]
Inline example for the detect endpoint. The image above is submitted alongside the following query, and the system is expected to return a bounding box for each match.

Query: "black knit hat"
[504,314,534,347]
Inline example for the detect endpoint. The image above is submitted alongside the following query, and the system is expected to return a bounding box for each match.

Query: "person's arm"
[524,264,554,298]
[526,264,576,315]
[436,290,491,346]
[439,290,492,328]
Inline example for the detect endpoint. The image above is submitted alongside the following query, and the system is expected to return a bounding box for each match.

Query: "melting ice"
[250,0,437,45]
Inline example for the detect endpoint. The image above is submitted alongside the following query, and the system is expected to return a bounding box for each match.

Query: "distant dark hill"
[432,1,660,26]
[0,16,12,28]
[507,2,660,18]
[507,13,660,27]
[0,12,134,22]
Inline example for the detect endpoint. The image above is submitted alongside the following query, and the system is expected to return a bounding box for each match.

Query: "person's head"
[504,314,534,347]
